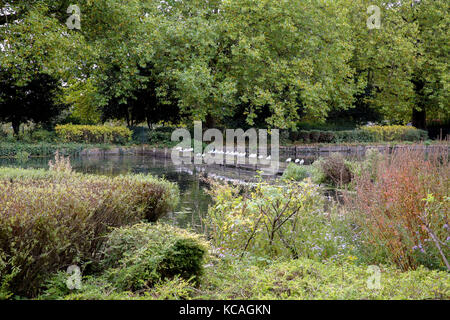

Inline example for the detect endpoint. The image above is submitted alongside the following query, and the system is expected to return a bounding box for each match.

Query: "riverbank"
[2,141,448,157]
[2,142,449,176]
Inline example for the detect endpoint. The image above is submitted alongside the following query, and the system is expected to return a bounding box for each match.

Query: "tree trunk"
[411,77,427,129]
[12,120,20,136]
[125,112,130,127]
[412,107,426,129]
[205,114,216,129]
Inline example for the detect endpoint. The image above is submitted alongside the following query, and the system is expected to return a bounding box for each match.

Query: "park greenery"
[0,147,448,300]
[0,0,449,302]
[0,0,449,134]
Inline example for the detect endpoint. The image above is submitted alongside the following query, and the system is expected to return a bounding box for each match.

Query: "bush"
[55,125,132,144]
[309,130,321,143]
[99,223,208,291]
[345,148,449,271]
[131,126,150,144]
[319,131,335,143]
[319,153,353,185]
[147,126,179,147]
[350,148,384,181]
[199,256,450,300]
[148,130,173,146]
[14,151,30,163]
[0,168,179,296]
[310,159,328,184]
[0,142,109,157]
[30,129,56,143]
[206,179,350,260]
[292,126,427,144]
[361,125,428,142]
[282,163,310,181]
[0,129,7,140]
[297,130,311,143]
[333,130,377,143]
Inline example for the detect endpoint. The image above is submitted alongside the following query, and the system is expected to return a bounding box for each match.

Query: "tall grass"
[345,147,449,271]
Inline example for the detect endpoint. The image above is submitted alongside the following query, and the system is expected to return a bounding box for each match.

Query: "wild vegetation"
[1,148,448,300]
[0,1,448,133]
[0,0,448,302]
[0,163,179,298]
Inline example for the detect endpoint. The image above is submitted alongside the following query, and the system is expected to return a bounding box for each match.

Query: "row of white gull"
[174,147,304,164]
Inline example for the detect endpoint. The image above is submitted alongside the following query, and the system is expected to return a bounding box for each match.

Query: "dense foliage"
[0,167,179,297]
[206,179,350,260]
[291,126,428,143]
[55,124,132,144]
[0,0,448,130]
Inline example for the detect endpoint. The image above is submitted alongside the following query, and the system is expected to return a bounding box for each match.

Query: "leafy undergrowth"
[37,223,208,301]
[37,256,449,300]
[197,257,449,300]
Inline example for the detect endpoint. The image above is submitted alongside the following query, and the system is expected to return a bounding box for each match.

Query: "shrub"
[297,130,311,143]
[361,125,428,142]
[0,142,109,157]
[282,163,310,181]
[131,126,150,144]
[30,129,56,143]
[345,148,449,271]
[148,130,173,146]
[310,159,327,184]
[55,125,132,144]
[309,130,321,143]
[14,151,30,163]
[199,256,450,300]
[319,153,353,185]
[0,129,7,140]
[147,126,180,147]
[333,130,377,143]
[206,179,350,260]
[0,168,179,296]
[350,148,384,181]
[99,223,208,291]
[319,131,335,143]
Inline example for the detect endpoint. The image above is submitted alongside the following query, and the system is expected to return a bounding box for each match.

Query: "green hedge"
[0,142,110,157]
[0,168,179,297]
[55,125,132,144]
[360,125,428,142]
[291,126,428,143]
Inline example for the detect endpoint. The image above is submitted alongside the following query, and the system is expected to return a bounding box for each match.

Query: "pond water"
[0,155,267,232]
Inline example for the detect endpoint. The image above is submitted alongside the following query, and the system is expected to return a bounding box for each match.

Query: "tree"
[0,72,66,134]
[0,2,87,132]
[405,0,449,128]
[342,0,449,127]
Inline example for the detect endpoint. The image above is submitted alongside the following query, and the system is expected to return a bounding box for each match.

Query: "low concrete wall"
[78,144,449,175]
[280,144,449,158]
